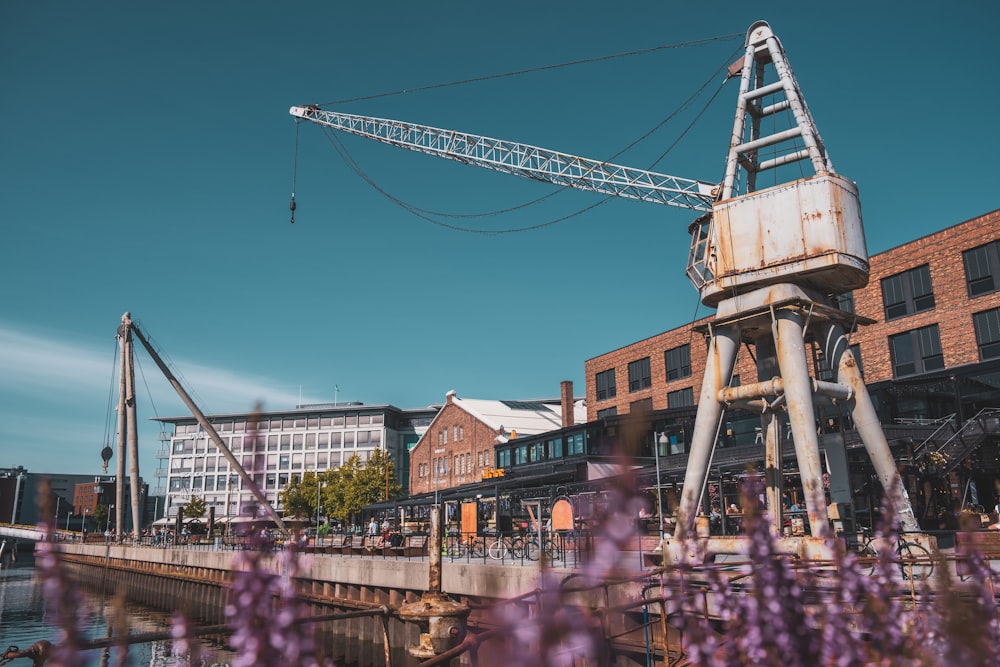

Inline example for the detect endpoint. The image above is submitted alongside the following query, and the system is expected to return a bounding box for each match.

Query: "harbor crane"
[114,313,288,537]
[290,22,920,551]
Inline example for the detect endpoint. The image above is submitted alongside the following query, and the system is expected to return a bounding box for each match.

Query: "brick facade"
[586,208,1000,420]
[408,392,500,495]
[585,322,760,422]
[850,209,1000,383]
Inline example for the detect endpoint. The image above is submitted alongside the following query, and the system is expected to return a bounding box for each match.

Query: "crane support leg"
[676,325,740,540]
[774,308,831,539]
[754,335,785,535]
[819,321,920,533]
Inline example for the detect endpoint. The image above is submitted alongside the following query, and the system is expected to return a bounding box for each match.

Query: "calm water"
[0,554,235,666]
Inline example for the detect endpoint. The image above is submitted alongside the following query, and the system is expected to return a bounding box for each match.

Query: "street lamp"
[106,504,114,536]
[654,433,667,541]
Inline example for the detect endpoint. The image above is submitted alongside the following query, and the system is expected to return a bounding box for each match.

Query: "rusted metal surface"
[702,175,869,307]
[397,505,470,659]
[675,325,741,541]
[821,320,921,533]
[0,641,51,667]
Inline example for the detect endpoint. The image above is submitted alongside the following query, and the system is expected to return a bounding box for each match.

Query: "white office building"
[154,402,439,523]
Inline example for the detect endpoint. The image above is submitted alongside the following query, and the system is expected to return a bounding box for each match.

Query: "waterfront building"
[69,476,150,533]
[0,467,130,531]
[580,208,1000,530]
[153,403,438,524]
[407,383,586,497]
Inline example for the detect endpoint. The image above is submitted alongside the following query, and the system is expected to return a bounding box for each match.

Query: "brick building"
[408,384,586,495]
[586,208,1000,425]
[850,208,1000,387]
[582,209,1000,529]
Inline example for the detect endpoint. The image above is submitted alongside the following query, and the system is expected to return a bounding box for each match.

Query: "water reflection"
[0,556,235,666]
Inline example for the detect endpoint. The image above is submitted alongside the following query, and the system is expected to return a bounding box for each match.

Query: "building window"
[630,397,653,413]
[566,433,585,456]
[881,264,935,320]
[497,448,511,468]
[833,292,855,314]
[889,325,944,377]
[963,241,1000,297]
[597,407,617,419]
[973,307,1000,360]
[595,369,616,401]
[628,357,652,392]
[546,438,563,459]
[514,445,528,465]
[667,387,695,408]
[664,344,692,381]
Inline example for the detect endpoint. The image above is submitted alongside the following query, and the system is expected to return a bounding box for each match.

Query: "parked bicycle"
[444,534,485,558]
[486,535,518,560]
[855,527,933,581]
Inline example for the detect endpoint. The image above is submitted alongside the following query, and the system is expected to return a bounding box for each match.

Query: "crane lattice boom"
[289,106,716,212]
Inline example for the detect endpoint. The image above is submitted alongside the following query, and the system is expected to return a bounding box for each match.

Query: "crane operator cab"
[686,21,869,308]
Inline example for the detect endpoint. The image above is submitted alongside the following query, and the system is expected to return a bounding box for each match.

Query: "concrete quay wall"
[53,542,643,613]
[48,542,675,665]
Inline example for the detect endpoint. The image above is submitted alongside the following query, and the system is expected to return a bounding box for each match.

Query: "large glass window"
[881,264,935,320]
[973,307,1000,360]
[546,438,563,459]
[514,445,528,465]
[664,344,692,381]
[595,369,616,401]
[566,433,585,456]
[963,241,1000,297]
[889,325,944,377]
[597,407,617,419]
[667,387,695,408]
[628,357,652,392]
[497,448,511,468]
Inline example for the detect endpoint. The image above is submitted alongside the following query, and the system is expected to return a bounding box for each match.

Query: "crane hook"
[289,194,296,224]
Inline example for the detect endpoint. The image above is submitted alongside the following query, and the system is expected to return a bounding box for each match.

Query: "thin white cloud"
[0,323,324,415]
[0,322,327,474]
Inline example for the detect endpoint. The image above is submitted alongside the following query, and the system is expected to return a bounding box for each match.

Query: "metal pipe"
[115,319,128,541]
[429,504,442,594]
[820,321,920,533]
[676,324,740,540]
[774,309,830,538]
[123,319,142,538]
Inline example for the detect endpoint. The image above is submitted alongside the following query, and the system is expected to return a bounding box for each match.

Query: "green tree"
[322,451,403,527]
[92,504,109,530]
[358,449,402,504]
[279,471,322,519]
[183,495,207,519]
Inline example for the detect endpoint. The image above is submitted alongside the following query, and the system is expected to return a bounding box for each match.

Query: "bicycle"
[510,533,563,561]
[444,535,485,559]
[856,527,934,581]
[487,535,517,560]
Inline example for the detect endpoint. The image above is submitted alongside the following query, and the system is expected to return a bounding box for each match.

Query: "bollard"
[397,505,469,660]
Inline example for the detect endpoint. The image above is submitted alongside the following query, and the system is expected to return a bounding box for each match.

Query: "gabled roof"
[449,393,587,441]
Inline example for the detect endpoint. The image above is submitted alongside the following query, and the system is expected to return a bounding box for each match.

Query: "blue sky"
[2,1,997,476]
